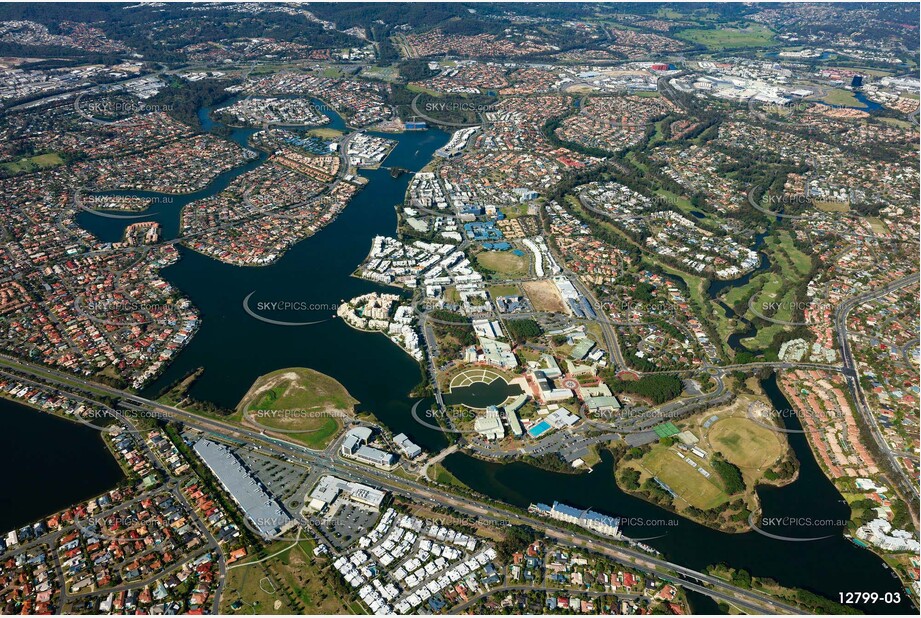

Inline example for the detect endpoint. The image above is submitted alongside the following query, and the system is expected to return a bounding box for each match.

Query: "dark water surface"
[0,398,124,532]
[442,375,913,613]
[30,103,916,613]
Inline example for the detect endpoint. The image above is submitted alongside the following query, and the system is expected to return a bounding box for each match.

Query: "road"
[0,372,226,614]
[0,353,804,615]
[448,584,642,614]
[834,272,920,524]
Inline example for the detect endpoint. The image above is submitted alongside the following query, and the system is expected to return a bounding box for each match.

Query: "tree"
[600,372,684,405]
[496,525,537,563]
[730,568,752,589]
[711,454,745,494]
[398,59,437,82]
[620,468,641,490]
[624,447,645,460]
[505,319,543,344]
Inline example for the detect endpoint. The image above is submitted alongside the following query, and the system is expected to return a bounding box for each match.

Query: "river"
[442,375,912,613]
[76,100,451,454]
[43,100,918,613]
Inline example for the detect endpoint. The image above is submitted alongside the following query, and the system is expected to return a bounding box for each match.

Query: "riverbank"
[441,372,915,614]
[776,372,920,594]
[613,389,798,534]
[64,96,918,615]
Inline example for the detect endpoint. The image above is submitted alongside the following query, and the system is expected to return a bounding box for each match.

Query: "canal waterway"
[55,102,916,613]
[76,100,452,454]
[442,375,912,613]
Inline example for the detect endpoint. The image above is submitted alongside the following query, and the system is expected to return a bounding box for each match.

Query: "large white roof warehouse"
[193,439,294,539]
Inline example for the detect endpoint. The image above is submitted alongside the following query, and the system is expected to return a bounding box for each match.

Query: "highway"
[0,352,804,615]
[0,367,226,614]
[834,272,920,524]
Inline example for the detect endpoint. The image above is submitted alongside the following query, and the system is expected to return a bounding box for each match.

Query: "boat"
[633,542,661,555]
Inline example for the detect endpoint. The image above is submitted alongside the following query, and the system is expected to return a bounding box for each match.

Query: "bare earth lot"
[522,279,566,313]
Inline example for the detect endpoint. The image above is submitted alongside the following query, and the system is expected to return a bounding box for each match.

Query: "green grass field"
[697,395,790,496]
[429,462,470,490]
[488,283,520,297]
[2,152,64,174]
[500,204,530,219]
[708,417,784,471]
[286,417,342,449]
[819,88,864,108]
[676,23,777,50]
[223,539,352,614]
[406,83,443,97]
[236,367,357,449]
[241,367,357,414]
[864,216,889,235]
[878,117,914,129]
[222,559,293,614]
[273,539,352,612]
[476,250,530,277]
[641,445,729,510]
[655,7,684,19]
[814,200,851,213]
[625,151,648,173]
[308,128,344,139]
[653,188,698,216]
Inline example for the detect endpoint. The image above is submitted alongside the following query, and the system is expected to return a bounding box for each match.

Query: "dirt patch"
[239,371,302,408]
[522,280,567,313]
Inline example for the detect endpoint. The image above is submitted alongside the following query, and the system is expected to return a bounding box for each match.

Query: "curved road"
[0,351,803,615]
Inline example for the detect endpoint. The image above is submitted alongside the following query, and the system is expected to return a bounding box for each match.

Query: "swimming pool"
[528,420,552,438]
